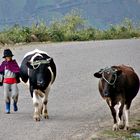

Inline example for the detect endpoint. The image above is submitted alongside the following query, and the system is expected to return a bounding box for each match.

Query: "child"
[0,49,20,114]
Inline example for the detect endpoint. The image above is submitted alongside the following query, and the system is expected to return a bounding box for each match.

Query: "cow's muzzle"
[37,81,46,87]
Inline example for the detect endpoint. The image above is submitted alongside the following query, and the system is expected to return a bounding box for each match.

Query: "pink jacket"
[0,59,20,73]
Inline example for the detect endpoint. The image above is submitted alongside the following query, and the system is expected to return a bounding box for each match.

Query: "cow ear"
[116,69,122,76]
[94,72,102,78]
[26,61,33,69]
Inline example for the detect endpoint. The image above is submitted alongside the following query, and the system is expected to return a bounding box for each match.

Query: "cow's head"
[94,67,122,97]
[26,53,52,90]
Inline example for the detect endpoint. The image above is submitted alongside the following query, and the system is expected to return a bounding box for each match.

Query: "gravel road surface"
[0,39,140,140]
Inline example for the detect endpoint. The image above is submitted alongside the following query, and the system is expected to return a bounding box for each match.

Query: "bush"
[29,22,50,42]
[0,32,12,44]
[0,12,140,44]
[7,25,29,43]
[48,22,64,42]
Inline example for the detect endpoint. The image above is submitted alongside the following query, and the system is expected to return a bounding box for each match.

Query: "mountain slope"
[0,0,140,29]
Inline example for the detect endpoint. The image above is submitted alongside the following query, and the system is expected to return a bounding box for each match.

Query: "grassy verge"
[92,115,140,140]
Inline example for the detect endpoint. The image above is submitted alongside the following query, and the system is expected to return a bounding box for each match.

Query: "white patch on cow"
[27,67,30,77]
[114,102,121,125]
[30,53,43,62]
[24,49,49,58]
[48,66,54,84]
[124,105,129,130]
[32,89,42,121]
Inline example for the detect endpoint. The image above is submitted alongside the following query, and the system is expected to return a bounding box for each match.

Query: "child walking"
[0,49,20,114]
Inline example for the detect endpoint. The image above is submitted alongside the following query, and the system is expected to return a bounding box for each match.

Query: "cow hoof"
[112,124,119,131]
[119,124,125,129]
[44,116,49,119]
[124,126,129,130]
[33,113,41,121]
[34,117,40,121]
[43,114,49,119]
[119,122,125,129]
[43,110,49,119]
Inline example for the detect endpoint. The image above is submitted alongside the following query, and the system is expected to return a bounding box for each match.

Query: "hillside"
[0,0,140,30]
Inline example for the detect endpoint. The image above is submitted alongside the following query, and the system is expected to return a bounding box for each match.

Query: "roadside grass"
[92,116,140,140]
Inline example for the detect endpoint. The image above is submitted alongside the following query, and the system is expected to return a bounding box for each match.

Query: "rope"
[30,58,52,69]
[101,67,117,86]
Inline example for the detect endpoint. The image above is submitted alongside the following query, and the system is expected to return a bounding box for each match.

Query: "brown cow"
[94,65,139,131]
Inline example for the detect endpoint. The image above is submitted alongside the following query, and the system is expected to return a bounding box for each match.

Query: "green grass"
[92,118,140,140]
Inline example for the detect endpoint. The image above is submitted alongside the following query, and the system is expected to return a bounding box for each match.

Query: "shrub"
[48,22,64,42]
[29,22,50,42]
[76,28,96,41]
[0,12,140,44]
[0,32,12,44]
[7,25,29,43]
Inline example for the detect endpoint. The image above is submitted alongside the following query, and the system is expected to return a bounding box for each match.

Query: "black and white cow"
[20,49,56,121]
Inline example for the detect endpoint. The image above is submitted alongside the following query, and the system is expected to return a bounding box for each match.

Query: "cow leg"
[33,90,41,121]
[118,107,125,129]
[114,102,121,128]
[107,100,119,131]
[42,87,50,119]
[118,102,125,129]
[109,106,119,131]
[112,101,125,130]
[124,108,129,130]
[114,100,125,129]
[42,100,49,119]
[124,102,131,130]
